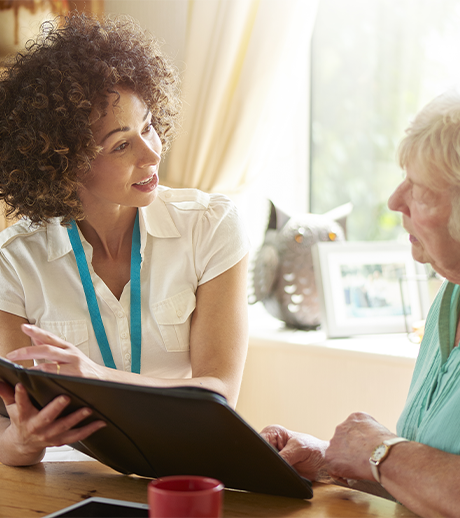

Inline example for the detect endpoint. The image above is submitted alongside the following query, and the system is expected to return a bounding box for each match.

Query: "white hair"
[398,88,460,241]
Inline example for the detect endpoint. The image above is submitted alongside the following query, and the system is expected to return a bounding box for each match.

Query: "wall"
[236,324,417,440]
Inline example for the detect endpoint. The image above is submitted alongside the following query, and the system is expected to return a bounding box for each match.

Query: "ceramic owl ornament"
[250,201,350,329]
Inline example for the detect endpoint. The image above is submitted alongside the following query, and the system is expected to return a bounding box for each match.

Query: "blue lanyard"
[67,212,142,373]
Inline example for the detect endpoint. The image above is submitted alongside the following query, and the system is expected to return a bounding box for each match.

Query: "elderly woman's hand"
[325,412,396,481]
[260,424,330,481]
[6,324,105,380]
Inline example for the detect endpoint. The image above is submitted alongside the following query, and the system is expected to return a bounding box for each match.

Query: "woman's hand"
[0,380,106,466]
[325,412,396,481]
[260,424,329,481]
[6,324,105,379]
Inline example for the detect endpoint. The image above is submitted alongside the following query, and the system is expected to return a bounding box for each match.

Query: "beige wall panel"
[236,337,416,440]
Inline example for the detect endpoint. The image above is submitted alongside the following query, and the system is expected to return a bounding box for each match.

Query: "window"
[310,0,460,241]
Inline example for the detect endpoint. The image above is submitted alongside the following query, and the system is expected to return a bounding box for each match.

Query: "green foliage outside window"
[310,0,460,241]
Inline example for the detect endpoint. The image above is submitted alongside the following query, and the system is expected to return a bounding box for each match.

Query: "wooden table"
[0,461,419,517]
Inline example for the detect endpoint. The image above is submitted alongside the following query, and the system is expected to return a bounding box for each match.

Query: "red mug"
[148,475,224,518]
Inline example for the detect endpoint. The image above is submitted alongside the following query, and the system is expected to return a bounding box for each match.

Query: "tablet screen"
[44,497,149,517]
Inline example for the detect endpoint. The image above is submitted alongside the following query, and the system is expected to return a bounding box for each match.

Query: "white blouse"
[0,186,250,379]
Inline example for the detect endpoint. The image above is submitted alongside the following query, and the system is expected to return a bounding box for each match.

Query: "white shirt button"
[164,191,172,198]
[117,311,124,318]
[125,353,131,361]
[121,332,128,339]
[176,309,183,318]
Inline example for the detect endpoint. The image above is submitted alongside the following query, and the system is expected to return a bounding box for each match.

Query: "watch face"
[372,444,388,461]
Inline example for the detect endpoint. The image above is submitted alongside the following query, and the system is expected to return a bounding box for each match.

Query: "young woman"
[0,13,249,466]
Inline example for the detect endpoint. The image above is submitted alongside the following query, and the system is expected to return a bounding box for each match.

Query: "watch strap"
[383,437,409,448]
[369,437,408,484]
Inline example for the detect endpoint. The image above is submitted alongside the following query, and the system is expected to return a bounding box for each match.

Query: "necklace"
[67,212,142,373]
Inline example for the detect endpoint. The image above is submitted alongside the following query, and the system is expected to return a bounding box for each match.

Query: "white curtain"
[162,0,317,207]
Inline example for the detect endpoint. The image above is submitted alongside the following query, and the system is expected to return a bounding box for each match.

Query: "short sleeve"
[0,251,27,318]
[194,194,250,285]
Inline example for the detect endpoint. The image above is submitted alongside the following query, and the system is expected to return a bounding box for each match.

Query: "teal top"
[397,281,460,453]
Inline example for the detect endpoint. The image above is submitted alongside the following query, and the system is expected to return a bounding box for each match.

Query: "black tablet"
[0,357,313,499]
[44,497,149,518]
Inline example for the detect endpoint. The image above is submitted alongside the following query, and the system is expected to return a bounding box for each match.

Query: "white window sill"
[248,302,420,362]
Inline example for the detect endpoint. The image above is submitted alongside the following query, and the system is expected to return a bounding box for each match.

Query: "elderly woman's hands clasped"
[260,424,330,481]
[325,413,396,481]
[261,412,396,483]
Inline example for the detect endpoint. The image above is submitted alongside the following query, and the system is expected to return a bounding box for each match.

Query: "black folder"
[0,358,313,499]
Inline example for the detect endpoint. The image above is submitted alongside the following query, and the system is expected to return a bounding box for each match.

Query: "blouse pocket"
[39,320,89,356]
[152,289,196,352]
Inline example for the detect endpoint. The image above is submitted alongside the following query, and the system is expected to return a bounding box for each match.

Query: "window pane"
[310,0,460,241]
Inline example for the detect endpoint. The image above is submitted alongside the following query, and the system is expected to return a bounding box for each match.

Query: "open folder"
[0,358,313,499]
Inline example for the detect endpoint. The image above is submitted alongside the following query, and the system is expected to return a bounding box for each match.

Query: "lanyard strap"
[130,212,142,374]
[67,212,142,373]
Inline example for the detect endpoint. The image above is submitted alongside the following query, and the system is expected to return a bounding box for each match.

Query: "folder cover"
[0,358,313,499]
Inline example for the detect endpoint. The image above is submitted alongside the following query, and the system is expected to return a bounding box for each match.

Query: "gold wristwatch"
[369,437,409,484]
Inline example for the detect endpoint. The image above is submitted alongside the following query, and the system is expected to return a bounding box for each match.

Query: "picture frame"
[312,241,430,338]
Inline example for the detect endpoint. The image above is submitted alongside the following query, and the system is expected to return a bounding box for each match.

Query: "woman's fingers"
[7,345,71,364]
[48,411,107,446]
[0,352,106,464]
[12,383,40,418]
[20,324,71,349]
[23,392,72,426]
[260,424,290,451]
[260,424,329,481]
[11,324,104,380]
[10,384,106,450]
[0,380,15,406]
[9,385,73,432]
[33,405,106,446]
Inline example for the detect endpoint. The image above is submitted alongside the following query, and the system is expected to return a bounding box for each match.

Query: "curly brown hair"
[0,12,181,224]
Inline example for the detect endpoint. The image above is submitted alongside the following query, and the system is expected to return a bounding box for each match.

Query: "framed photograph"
[312,241,430,338]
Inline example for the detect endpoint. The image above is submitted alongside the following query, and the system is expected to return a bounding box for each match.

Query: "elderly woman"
[0,13,249,467]
[262,89,460,518]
